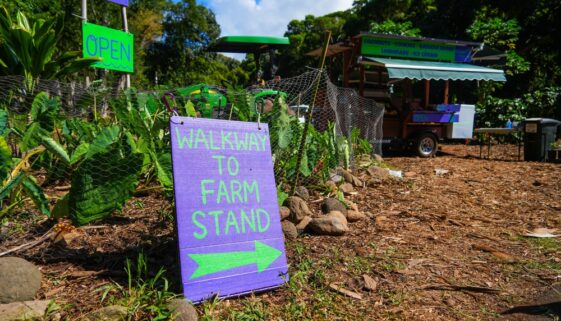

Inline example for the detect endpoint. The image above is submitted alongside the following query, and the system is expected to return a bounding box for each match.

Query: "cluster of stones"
[279,163,390,238]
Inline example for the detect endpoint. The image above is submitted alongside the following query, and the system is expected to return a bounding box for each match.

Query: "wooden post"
[342,50,350,87]
[444,80,449,104]
[424,79,430,107]
[359,65,365,96]
[121,6,131,89]
[81,0,90,87]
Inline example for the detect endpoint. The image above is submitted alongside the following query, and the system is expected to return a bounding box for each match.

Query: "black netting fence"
[0,71,383,224]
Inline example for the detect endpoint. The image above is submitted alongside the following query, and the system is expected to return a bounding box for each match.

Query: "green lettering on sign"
[362,36,456,62]
[82,22,134,72]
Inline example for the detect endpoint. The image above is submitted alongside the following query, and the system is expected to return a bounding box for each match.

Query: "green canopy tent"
[208,36,290,83]
[361,57,506,82]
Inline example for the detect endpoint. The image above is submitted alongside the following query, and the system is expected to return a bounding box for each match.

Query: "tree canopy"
[0,0,559,120]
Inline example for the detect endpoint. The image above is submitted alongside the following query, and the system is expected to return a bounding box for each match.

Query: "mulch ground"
[1,144,560,320]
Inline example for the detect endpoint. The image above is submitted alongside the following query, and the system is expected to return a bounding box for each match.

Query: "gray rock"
[374,154,384,162]
[308,217,349,236]
[279,206,290,221]
[295,216,312,231]
[294,186,310,201]
[340,169,354,183]
[281,221,298,239]
[0,257,42,303]
[168,298,198,321]
[339,183,354,194]
[347,210,367,222]
[367,166,389,179]
[351,176,363,187]
[367,178,380,186]
[284,196,312,224]
[84,305,128,321]
[326,211,348,226]
[321,198,348,216]
[328,171,343,183]
[0,300,50,321]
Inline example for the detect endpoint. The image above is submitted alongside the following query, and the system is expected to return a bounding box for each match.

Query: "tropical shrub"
[0,7,99,91]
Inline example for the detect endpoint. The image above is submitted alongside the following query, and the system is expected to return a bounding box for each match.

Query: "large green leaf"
[20,122,49,152]
[51,193,69,219]
[0,172,24,201]
[0,109,8,136]
[69,148,143,226]
[154,152,173,188]
[273,109,294,149]
[0,137,12,181]
[41,136,70,165]
[21,176,50,216]
[299,151,312,177]
[84,125,120,159]
[30,92,60,131]
[70,142,90,165]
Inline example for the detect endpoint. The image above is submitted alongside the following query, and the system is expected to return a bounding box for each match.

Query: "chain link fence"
[0,71,383,224]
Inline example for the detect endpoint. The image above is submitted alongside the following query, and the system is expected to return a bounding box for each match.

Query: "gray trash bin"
[523,118,561,161]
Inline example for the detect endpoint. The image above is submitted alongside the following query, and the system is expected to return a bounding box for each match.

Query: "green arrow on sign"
[189,241,282,280]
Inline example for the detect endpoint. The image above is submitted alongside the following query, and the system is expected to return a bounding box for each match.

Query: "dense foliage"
[0,8,99,90]
[1,1,560,223]
[279,0,560,125]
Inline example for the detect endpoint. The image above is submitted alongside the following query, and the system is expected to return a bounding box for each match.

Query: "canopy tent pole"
[255,52,261,84]
[269,49,276,79]
[444,80,449,104]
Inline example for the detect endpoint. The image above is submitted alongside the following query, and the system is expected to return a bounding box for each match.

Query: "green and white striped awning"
[362,57,506,81]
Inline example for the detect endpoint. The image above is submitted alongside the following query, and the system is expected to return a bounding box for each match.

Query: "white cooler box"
[445,104,475,139]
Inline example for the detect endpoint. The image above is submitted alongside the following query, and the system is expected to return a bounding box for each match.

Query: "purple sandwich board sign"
[170,116,289,303]
[108,0,129,6]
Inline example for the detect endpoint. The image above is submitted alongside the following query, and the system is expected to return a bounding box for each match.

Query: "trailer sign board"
[362,35,472,63]
[107,0,129,5]
[82,22,134,73]
[170,117,289,302]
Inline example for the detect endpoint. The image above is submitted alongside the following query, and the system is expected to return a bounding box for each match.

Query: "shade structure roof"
[362,57,506,81]
[208,36,290,54]
[305,43,353,57]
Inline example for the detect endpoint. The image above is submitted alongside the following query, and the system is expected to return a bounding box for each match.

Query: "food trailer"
[308,33,506,157]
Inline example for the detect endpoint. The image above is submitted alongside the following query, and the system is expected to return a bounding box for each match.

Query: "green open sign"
[82,22,134,73]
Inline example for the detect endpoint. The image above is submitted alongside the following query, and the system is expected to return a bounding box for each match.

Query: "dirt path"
[1,144,560,320]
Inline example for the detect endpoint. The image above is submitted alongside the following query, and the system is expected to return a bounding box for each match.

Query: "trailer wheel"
[415,133,437,157]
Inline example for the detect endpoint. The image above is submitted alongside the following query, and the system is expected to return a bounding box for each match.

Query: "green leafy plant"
[111,90,173,189]
[0,7,100,91]
[98,254,176,321]
[0,145,50,217]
